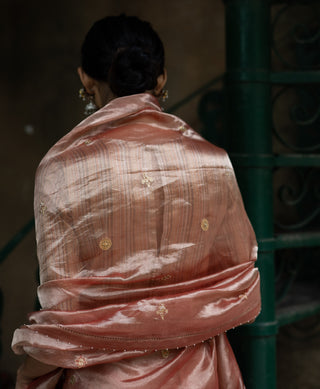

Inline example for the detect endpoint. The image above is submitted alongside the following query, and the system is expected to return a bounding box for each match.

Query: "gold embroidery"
[179,125,187,133]
[150,274,172,286]
[156,303,168,320]
[201,218,209,231]
[99,238,112,251]
[141,173,154,188]
[69,375,78,385]
[84,139,92,145]
[239,293,248,300]
[161,349,170,358]
[75,355,87,368]
[39,201,47,215]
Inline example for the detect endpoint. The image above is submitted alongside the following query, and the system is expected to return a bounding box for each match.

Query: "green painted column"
[223,1,277,388]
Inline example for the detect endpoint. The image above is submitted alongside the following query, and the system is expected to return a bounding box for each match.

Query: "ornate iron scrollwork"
[272,86,320,153]
[274,167,320,231]
[272,3,320,70]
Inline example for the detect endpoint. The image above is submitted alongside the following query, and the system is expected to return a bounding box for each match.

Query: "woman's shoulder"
[163,113,232,168]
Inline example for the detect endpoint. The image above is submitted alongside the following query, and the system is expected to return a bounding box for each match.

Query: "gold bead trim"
[99,238,112,251]
[201,218,209,231]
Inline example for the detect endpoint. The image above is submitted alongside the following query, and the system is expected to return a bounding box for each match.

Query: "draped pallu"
[12,94,260,388]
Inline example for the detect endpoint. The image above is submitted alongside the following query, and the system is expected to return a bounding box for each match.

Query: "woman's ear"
[154,68,167,96]
[77,67,96,95]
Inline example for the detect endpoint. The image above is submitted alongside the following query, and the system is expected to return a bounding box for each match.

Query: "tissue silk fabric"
[12,93,260,388]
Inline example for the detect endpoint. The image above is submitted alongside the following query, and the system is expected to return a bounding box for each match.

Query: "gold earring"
[79,88,98,116]
[160,89,169,102]
[79,88,87,101]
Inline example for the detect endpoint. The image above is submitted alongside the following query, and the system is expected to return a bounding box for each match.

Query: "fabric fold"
[13,263,259,368]
[12,93,260,388]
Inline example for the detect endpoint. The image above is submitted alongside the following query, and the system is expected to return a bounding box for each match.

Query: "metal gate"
[223,1,320,388]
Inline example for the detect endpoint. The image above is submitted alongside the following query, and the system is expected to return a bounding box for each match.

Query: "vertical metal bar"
[223,1,277,388]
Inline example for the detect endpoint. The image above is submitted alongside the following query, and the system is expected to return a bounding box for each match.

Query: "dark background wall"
[0,0,225,376]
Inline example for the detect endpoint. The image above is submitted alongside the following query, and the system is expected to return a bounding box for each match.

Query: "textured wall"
[0,0,225,377]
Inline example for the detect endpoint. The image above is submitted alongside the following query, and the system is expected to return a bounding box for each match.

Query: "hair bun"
[108,46,158,97]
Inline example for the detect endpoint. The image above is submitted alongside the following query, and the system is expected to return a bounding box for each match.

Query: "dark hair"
[81,15,165,97]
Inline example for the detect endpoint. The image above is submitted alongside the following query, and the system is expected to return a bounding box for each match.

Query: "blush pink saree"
[12,93,260,388]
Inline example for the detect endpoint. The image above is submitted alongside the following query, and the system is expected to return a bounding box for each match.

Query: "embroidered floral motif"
[141,173,154,188]
[39,201,47,215]
[75,355,87,368]
[201,218,209,231]
[178,125,187,133]
[161,349,170,358]
[150,274,172,286]
[161,274,172,281]
[156,303,168,320]
[99,238,112,251]
[69,375,78,385]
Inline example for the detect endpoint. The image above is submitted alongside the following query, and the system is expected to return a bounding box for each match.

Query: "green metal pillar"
[223,1,277,388]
